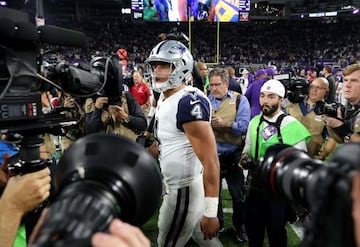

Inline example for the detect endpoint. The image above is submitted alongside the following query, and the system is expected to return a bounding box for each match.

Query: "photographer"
[241,79,310,247]
[84,92,147,141]
[323,63,360,143]
[286,77,332,158]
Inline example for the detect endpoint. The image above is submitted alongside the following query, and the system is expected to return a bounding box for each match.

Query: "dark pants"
[244,191,288,247]
[217,150,245,231]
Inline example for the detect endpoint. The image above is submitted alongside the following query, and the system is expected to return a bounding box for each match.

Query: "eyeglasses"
[309,85,326,91]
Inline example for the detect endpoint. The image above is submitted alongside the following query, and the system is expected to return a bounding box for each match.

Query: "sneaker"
[233,226,248,242]
[235,231,249,242]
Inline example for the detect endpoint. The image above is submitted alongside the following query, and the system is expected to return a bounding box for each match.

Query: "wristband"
[204,197,219,218]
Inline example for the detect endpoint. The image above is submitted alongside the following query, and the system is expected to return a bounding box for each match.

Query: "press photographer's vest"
[85,92,138,141]
[286,103,325,157]
[249,114,310,159]
[212,91,243,145]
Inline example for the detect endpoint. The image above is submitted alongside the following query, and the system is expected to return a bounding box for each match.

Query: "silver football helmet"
[145,40,194,93]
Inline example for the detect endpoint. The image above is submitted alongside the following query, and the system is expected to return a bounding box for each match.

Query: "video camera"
[1,7,124,135]
[313,101,345,118]
[273,74,310,103]
[1,7,162,246]
[255,143,359,247]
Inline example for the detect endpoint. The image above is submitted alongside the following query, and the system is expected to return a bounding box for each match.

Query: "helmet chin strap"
[152,82,169,93]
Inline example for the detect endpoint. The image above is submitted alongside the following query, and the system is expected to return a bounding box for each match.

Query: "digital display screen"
[8,105,25,118]
[142,0,245,22]
[213,0,240,22]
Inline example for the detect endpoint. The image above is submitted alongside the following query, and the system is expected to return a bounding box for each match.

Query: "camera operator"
[286,77,333,158]
[0,154,50,247]
[84,92,147,141]
[322,63,360,143]
[240,79,310,247]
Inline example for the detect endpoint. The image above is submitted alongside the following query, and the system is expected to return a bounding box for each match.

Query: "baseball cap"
[260,79,285,97]
[255,69,266,78]
[265,67,277,76]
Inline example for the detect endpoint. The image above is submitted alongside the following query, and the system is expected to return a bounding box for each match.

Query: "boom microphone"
[37,25,87,48]
[0,18,87,48]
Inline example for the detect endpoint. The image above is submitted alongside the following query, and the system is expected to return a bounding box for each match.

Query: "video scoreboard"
[128,0,251,22]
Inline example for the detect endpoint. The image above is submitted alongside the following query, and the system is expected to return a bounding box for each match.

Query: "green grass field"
[142,189,301,246]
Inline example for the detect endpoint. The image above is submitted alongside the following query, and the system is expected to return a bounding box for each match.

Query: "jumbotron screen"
[137,0,251,22]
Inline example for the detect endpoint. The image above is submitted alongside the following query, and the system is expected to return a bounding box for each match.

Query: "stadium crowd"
[46,18,360,73]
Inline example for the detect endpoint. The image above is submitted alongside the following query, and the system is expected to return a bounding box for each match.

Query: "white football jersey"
[154,86,212,188]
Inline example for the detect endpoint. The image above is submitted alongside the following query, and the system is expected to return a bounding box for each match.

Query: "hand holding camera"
[95,97,109,110]
[2,168,51,215]
[108,105,129,123]
[239,153,257,170]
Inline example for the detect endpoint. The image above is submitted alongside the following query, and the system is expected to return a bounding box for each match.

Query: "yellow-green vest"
[249,114,311,159]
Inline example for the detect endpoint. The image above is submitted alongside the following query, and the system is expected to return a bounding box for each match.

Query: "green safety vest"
[249,114,311,159]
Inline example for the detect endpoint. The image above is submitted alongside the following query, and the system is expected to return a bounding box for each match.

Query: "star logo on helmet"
[169,45,186,54]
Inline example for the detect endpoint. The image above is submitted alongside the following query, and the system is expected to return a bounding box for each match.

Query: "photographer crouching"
[322,63,360,143]
[84,92,147,140]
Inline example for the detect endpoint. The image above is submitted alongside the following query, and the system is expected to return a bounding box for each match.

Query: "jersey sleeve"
[176,91,211,131]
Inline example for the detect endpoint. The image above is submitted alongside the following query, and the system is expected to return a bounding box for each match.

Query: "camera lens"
[259,144,323,208]
[32,133,163,246]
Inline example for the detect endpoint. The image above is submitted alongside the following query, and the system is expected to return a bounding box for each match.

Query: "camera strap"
[255,114,287,160]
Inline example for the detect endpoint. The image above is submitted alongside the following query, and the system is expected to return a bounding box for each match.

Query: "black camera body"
[314,101,345,118]
[240,156,258,170]
[273,74,310,103]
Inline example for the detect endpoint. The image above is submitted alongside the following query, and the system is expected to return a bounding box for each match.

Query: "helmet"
[145,40,193,93]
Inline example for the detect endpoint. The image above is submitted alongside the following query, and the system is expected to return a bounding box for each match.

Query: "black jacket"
[85,91,147,134]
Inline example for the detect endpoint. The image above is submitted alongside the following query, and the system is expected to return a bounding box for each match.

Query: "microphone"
[0,18,87,48]
[37,25,87,48]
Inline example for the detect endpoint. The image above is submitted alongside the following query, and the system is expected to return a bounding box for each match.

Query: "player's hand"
[108,105,128,122]
[92,219,151,247]
[2,168,51,215]
[95,97,109,109]
[200,216,219,240]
